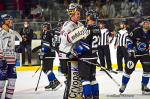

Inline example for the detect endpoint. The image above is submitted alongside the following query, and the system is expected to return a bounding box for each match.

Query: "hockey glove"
[38,52,45,60]
[42,42,50,53]
[127,41,135,57]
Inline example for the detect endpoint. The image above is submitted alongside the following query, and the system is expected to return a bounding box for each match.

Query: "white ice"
[1,69,150,99]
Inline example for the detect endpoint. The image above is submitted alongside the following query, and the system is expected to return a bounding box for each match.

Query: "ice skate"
[119,84,126,93]
[142,84,150,95]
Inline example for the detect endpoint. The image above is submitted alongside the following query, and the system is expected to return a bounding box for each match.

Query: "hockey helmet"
[143,17,150,23]
[1,14,13,24]
[42,22,51,30]
[85,10,99,21]
[67,3,82,16]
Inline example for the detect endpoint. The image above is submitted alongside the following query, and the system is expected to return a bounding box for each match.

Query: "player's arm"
[11,29,23,42]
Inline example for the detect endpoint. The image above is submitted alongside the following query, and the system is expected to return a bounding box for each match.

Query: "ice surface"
[1,69,150,99]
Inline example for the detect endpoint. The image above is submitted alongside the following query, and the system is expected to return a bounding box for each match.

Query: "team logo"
[127,61,134,69]
[137,42,147,52]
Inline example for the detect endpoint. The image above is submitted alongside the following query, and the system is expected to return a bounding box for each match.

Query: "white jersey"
[100,28,110,46]
[0,29,22,64]
[59,21,84,59]
[115,29,128,47]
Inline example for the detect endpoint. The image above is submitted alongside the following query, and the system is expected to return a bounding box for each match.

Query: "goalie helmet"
[67,3,82,16]
[85,10,99,21]
[42,22,51,30]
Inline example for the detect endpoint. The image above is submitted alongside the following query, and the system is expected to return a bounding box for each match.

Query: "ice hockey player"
[119,18,150,94]
[40,22,62,91]
[75,10,100,99]
[0,14,22,99]
[59,3,90,99]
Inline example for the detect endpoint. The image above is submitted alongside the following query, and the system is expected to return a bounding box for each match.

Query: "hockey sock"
[142,74,149,85]
[5,79,16,99]
[47,71,56,81]
[91,80,99,96]
[0,80,6,97]
[82,81,92,97]
[122,73,130,85]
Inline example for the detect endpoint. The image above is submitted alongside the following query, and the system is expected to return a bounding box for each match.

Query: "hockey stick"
[32,66,41,77]
[58,50,120,86]
[35,67,42,91]
[32,45,119,86]
[80,59,120,87]
[35,53,44,91]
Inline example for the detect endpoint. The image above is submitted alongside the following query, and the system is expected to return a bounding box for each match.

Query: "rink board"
[16,64,142,71]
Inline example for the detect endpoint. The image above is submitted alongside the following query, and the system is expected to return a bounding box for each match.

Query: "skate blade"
[45,88,53,91]
[142,91,150,95]
[52,83,63,91]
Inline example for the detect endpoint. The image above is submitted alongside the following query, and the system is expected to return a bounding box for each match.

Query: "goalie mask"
[67,3,82,16]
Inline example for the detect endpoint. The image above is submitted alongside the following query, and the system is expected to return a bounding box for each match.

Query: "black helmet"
[120,19,128,25]
[1,14,13,24]
[42,22,51,30]
[86,10,98,21]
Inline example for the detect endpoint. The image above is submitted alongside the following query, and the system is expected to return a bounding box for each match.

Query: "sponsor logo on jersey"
[137,42,147,51]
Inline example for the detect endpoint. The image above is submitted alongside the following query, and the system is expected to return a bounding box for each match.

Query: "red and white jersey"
[59,21,84,59]
[0,29,22,64]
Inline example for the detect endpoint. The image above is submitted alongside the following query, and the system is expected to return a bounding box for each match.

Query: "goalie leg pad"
[5,79,16,99]
[68,61,82,99]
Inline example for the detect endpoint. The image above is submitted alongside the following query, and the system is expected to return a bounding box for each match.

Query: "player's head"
[142,18,150,30]
[42,22,51,31]
[119,19,128,29]
[1,14,13,28]
[24,21,30,28]
[57,19,64,27]
[85,10,98,24]
[67,3,82,22]
[99,20,106,29]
